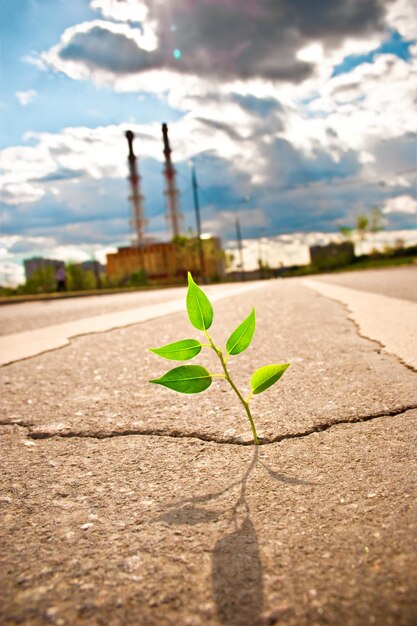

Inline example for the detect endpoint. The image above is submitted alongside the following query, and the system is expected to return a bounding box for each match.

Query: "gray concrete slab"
[1,410,416,626]
[1,280,416,443]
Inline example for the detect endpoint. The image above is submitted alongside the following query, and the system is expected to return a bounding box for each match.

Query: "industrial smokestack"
[125,130,147,265]
[162,123,182,239]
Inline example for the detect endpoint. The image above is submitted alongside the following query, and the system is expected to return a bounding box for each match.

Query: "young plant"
[148,273,290,445]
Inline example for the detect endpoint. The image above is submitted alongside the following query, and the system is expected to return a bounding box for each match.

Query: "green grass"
[279,254,417,278]
[337,255,417,272]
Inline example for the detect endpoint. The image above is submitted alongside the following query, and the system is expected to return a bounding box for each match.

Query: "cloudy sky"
[1,0,416,283]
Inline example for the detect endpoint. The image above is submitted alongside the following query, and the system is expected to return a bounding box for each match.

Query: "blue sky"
[0,0,416,283]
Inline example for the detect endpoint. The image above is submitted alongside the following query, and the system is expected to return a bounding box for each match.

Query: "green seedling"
[148,273,290,445]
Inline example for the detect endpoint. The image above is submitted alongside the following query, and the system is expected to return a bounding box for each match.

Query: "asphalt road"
[1,273,416,626]
[0,281,262,337]
[0,287,188,336]
[314,266,417,302]
[303,266,417,370]
[1,267,416,339]
[0,281,266,365]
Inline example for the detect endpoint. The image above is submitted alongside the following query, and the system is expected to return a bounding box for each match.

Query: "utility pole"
[125,130,146,272]
[235,216,245,281]
[191,163,206,283]
[235,195,249,281]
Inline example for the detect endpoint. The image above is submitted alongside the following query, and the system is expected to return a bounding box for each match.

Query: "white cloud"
[41,20,158,84]
[0,262,25,287]
[382,195,417,214]
[47,246,90,263]
[90,0,148,23]
[0,100,286,206]
[0,123,162,206]
[283,53,417,162]
[39,0,392,91]
[204,207,267,237]
[3,1,417,258]
[22,54,47,71]
[296,42,324,64]
[30,0,412,157]
[3,235,58,252]
[0,182,45,205]
[16,90,37,106]
[0,137,57,204]
[224,228,417,271]
[0,142,56,204]
[385,0,417,39]
[0,88,414,233]
[0,233,119,286]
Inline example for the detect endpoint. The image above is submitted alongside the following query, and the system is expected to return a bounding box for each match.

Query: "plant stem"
[205,331,260,445]
[246,390,254,403]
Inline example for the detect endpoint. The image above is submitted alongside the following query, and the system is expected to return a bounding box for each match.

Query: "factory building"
[106,124,224,283]
[106,237,224,283]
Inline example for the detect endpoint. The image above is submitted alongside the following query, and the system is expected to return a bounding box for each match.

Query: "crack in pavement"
[3,282,416,447]
[2,404,417,446]
[267,404,417,444]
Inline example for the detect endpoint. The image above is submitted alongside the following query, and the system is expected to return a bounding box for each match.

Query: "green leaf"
[149,365,212,394]
[148,339,202,361]
[186,272,213,331]
[226,308,256,355]
[250,363,290,395]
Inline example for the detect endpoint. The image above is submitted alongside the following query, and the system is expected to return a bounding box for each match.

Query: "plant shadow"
[155,449,316,626]
[212,514,261,625]
[157,503,221,525]
[211,448,262,625]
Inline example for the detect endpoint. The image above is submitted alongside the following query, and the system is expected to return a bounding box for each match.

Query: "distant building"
[106,237,224,282]
[309,242,355,270]
[72,260,106,274]
[24,257,62,281]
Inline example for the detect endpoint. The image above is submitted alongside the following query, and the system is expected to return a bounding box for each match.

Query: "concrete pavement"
[303,278,417,370]
[1,277,416,625]
[312,266,417,303]
[0,282,265,366]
